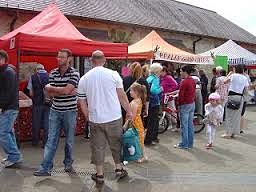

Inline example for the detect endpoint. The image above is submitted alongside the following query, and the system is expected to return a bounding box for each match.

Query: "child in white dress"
[204,93,224,149]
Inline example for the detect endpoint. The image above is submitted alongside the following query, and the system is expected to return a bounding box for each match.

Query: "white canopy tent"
[200,40,256,65]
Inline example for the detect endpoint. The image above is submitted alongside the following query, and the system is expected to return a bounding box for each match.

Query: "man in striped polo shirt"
[34,49,80,176]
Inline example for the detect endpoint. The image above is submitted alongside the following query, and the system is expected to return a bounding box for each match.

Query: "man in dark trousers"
[0,49,22,168]
[27,65,49,147]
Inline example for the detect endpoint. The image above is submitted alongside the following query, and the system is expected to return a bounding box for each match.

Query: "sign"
[10,38,15,49]
[214,55,228,71]
[154,51,212,65]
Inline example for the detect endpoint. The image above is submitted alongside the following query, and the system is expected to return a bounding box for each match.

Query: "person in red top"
[174,65,196,149]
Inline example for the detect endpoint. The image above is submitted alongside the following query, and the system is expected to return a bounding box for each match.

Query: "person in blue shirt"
[27,65,49,147]
[144,63,163,145]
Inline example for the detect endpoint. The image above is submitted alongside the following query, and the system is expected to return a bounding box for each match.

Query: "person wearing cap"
[78,50,132,184]
[27,65,49,147]
[204,93,223,149]
[0,49,23,168]
[34,49,80,176]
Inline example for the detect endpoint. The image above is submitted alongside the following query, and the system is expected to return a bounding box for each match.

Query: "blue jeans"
[179,103,195,148]
[40,109,77,172]
[32,105,50,145]
[0,110,21,162]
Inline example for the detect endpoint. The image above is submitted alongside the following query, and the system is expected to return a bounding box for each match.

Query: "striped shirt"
[49,67,80,112]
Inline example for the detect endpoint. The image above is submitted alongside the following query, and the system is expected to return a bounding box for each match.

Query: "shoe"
[153,138,160,143]
[206,143,213,149]
[115,168,128,179]
[174,144,188,150]
[240,130,244,134]
[221,134,231,139]
[144,141,155,146]
[33,170,51,177]
[2,158,23,168]
[91,173,104,184]
[1,158,7,164]
[64,166,75,173]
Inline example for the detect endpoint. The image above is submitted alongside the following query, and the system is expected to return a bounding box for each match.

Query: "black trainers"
[64,166,75,173]
[33,170,51,177]
[91,173,104,184]
[115,169,128,179]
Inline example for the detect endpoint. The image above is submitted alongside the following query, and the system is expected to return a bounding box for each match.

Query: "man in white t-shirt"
[78,50,132,184]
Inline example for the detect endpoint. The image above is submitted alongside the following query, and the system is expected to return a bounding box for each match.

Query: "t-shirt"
[49,67,80,112]
[228,73,249,94]
[78,66,123,123]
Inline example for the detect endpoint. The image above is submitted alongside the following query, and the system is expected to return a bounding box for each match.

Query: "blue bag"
[122,127,142,162]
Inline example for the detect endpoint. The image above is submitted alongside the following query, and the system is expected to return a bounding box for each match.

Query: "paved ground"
[1,106,256,192]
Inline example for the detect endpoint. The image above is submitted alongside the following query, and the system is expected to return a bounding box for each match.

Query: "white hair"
[149,63,163,75]
[216,66,223,71]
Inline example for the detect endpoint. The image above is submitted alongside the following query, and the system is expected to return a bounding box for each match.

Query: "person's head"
[36,65,44,71]
[130,82,147,104]
[91,50,106,66]
[212,68,217,76]
[181,65,194,78]
[149,63,163,77]
[191,68,199,77]
[0,49,8,65]
[142,64,149,78]
[235,64,244,74]
[57,49,72,67]
[220,69,227,76]
[208,92,221,106]
[160,66,170,77]
[130,62,142,80]
[216,66,223,75]
[199,69,205,76]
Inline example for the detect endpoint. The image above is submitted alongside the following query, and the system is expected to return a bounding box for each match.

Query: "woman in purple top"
[160,66,178,128]
[160,66,178,94]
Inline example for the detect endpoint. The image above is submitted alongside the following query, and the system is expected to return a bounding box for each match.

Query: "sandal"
[91,173,104,184]
[115,168,128,179]
[221,134,231,139]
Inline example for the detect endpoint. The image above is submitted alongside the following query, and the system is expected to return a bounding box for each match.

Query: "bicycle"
[158,94,205,134]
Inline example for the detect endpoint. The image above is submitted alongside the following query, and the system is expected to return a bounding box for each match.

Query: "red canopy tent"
[0,3,128,68]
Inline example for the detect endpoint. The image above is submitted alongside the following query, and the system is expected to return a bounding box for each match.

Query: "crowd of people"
[0,48,254,184]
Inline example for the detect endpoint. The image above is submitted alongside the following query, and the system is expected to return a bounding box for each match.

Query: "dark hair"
[59,48,72,57]
[220,69,226,76]
[162,66,170,75]
[181,65,194,75]
[235,64,244,74]
[0,49,8,62]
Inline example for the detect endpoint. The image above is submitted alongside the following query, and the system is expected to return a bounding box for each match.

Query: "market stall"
[0,3,128,141]
[200,40,256,67]
[128,30,211,65]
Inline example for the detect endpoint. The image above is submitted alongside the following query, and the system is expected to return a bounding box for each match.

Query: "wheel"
[193,113,205,133]
[158,112,169,134]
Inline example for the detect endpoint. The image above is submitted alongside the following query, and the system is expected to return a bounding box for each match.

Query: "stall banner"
[214,55,228,71]
[154,50,213,65]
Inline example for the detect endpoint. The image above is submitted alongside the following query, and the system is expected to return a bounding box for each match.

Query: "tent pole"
[16,48,21,148]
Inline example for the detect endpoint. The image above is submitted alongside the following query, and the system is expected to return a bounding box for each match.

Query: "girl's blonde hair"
[131,82,147,105]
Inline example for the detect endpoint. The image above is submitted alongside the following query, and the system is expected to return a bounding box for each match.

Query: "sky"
[176,0,256,36]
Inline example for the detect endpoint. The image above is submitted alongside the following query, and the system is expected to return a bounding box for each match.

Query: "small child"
[130,82,148,163]
[204,93,224,149]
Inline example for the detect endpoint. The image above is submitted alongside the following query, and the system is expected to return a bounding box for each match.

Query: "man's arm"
[78,99,89,120]
[45,84,75,96]
[116,88,132,120]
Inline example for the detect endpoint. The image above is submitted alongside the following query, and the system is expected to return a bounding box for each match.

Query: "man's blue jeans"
[179,103,195,148]
[40,109,77,172]
[0,110,21,162]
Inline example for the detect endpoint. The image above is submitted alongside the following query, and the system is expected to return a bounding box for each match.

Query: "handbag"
[226,96,243,110]
[122,121,142,161]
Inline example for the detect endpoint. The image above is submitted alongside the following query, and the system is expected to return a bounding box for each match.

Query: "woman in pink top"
[160,66,178,127]
[160,66,178,94]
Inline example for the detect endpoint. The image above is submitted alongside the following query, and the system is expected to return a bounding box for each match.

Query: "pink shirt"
[160,75,178,94]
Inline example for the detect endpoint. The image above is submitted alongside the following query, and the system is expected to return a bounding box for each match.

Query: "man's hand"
[126,111,133,121]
